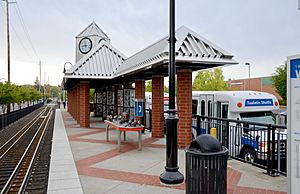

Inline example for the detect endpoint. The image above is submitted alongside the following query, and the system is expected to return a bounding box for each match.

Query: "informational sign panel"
[288,54,300,194]
[134,99,144,117]
[245,99,273,107]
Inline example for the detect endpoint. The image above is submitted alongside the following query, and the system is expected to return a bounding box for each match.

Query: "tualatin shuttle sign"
[288,54,300,193]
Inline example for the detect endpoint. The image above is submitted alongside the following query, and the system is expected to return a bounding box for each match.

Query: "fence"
[145,109,152,131]
[192,115,287,175]
[0,102,44,130]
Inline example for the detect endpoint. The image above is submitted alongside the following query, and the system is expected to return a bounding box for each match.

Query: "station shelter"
[62,22,237,148]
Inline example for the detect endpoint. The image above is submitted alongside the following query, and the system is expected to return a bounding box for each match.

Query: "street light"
[63,62,73,106]
[245,62,250,90]
[159,0,184,185]
[63,62,73,73]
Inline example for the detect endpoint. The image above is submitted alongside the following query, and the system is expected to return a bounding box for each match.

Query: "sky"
[0,0,300,86]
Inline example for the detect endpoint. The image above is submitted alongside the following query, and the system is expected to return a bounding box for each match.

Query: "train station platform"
[49,108,287,194]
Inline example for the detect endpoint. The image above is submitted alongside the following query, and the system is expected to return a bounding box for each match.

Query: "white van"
[145,92,170,130]
[192,91,285,163]
[145,92,169,112]
[192,91,279,121]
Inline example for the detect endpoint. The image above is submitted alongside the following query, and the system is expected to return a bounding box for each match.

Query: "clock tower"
[75,22,110,63]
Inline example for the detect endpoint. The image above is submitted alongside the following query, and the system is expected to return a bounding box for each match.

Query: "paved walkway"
[48,109,83,193]
[50,109,287,194]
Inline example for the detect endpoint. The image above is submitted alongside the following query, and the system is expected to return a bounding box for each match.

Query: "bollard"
[210,127,217,138]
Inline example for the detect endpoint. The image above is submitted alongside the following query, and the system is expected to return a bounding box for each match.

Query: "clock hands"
[79,38,92,54]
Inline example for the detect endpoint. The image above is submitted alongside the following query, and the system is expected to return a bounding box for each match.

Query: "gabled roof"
[64,41,126,79]
[113,26,237,77]
[63,25,237,86]
[76,21,110,42]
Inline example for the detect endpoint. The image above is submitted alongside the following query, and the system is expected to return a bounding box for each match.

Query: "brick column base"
[152,76,164,137]
[177,70,192,148]
[79,82,90,128]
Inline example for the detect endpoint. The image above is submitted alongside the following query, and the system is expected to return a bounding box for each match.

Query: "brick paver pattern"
[63,111,286,194]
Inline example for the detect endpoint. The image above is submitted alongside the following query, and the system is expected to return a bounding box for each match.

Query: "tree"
[145,80,152,92]
[34,77,40,91]
[0,82,16,112]
[272,64,287,105]
[164,85,169,93]
[192,68,228,91]
[0,82,43,112]
[90,89,95,102]
[145,80,170,93]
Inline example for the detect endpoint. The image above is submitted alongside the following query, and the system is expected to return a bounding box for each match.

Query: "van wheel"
[242,149,257,164]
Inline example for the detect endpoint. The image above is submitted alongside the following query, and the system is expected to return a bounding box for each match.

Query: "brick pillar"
[68,87,74,119]
[135,80,145,99]
[79,82,90,127]
[177,70,192,148]
[152,75,164,137]
[73,86,76,121]
[76,85,80,123]
[72,87,76,120]
[135,80,145,123]
[67,89,71,114]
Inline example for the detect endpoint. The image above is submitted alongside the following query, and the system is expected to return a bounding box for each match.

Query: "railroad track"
[0,106,53,193]
[0,108,48,159]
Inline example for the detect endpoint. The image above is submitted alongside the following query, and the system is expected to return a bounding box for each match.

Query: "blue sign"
[245,99,273,107]
[290,58,300,78]
[135,100,144,117]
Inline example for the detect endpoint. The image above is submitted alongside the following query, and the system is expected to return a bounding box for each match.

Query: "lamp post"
[245,62,250,90]
[63,62,73,107]
[63,62,73,74]
[160,0,184,185]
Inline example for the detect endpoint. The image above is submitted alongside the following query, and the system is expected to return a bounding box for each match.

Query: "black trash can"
[185,134,228,194]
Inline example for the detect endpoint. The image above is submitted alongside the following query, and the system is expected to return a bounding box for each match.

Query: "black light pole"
[160,0,184,185]
[63,62,73,108]
[245,62,250,90]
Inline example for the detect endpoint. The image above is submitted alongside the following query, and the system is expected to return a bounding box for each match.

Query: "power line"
[14,1,40,61]
[0,2,36,62]
[11,23,36,62]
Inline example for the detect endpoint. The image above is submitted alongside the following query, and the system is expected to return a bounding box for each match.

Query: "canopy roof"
[64,41,126,79]
[114,26,236,77]
[63,25,238,89]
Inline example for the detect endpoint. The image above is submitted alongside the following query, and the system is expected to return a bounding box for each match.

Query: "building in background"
[227,76,282,101]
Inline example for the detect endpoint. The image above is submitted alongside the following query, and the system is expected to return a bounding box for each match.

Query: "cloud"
[0,0,299,85]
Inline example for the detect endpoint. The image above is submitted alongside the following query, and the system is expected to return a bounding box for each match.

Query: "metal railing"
[0,103,44,130]
[192,115,287,175]
[145,109,152,131]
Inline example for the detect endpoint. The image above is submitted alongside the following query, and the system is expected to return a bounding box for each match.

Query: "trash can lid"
[190,134,222,153]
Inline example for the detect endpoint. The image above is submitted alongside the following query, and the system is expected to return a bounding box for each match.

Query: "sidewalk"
[54,109,287,194]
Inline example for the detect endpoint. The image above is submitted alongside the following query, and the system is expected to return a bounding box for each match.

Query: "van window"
[192,100,198,115]
[208,100,211,116]
[201,100,205,116]
[217,102,221,118]
[240,111,275,125]
[221,104,228,119]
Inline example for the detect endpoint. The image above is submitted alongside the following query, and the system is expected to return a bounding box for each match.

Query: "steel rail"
[0,107,47,159]
[0,108,52,194]
[18,110,52,193]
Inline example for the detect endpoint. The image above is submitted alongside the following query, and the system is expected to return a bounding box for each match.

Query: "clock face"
[79,38,92,54]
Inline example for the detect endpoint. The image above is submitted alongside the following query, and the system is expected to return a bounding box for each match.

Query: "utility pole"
[39,60,42,93]
[44,72,46,101]
[5,0,10,83]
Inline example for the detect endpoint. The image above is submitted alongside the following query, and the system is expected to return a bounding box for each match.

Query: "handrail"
[193,114,286,129]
